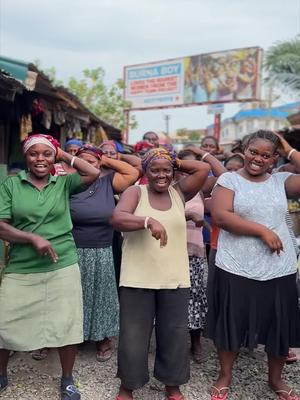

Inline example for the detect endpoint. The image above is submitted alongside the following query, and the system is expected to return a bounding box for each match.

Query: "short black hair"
[177,149,197,160]
[201,135,219,150]
[224,154,244,167]
[143,131,158,140]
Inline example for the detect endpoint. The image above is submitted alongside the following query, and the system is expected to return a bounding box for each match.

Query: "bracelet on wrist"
[144,216,150,229]
[70,156,77,168]
[287,148,297,161]
[201,152,210,161]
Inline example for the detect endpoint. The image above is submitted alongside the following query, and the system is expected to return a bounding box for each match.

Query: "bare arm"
[211,185,283,254]
[110,186,168,246]
[175,160,210,202]
[184,146,226,197]
[185,146,227,177]
[110,186,144,231]
[101,156,139,193]
[57,148,100,186]
[119,153,143,177]
[275,133,300,198]
[0,219,35,244]
[0,220,58,262]
[202,176,218,197]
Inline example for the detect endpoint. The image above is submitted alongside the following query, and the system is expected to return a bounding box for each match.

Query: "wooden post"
[123,110,130,144]
[213,113,221,141]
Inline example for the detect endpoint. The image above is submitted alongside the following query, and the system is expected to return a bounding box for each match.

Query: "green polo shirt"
[0,171,86,274]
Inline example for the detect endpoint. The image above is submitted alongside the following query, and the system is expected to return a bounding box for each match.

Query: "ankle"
[119,385,133,399]
[165,385,182,396]
[216,372,232,386]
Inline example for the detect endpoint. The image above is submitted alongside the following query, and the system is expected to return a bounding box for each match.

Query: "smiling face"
[146,158,173,193]
[244,138,276,176]
[25,144,56,178]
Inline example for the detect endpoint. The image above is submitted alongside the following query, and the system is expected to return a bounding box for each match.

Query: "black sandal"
[0,375,8,393]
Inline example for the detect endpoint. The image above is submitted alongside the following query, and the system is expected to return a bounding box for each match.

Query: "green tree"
[33,61,137,131]
[176,128,188,137]
[265,36,300,95]
[68,68,137,131]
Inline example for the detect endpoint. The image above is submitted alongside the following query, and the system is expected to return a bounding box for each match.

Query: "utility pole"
[164,114,171,135]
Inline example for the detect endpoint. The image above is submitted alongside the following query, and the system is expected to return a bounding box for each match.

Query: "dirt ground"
[1,339,300,400]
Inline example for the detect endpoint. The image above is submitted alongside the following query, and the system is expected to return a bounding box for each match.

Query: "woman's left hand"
[274,132,293,158]
[55,147,64,163]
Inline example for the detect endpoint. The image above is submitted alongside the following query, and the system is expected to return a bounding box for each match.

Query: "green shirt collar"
[19,170,58,183]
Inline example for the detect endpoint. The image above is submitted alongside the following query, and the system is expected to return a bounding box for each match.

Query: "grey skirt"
[0,264,83,351]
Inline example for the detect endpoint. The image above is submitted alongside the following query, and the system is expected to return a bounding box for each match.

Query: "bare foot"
[165,385,184,399]
[269,379,298,399]
[117,385,133,400]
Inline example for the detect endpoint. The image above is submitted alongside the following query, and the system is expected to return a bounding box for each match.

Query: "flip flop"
[211,386,229,400]
[276,389,299,400]
[286,350,298,364]
[96,347,112,362]
[32,348,49,361]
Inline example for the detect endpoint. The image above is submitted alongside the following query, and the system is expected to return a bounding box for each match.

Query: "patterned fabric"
[23,134,59,154]
[141,148,178,172]
[76,146,103,160]
[216,172,298,281]
[188,255,208,330]
[286,212,299,256]
[77,247,119,341]
[99,140,117,150]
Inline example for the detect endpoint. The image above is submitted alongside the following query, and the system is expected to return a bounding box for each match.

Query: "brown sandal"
[31,348,49,361]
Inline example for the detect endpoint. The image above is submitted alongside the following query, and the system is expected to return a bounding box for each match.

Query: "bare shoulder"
[121,185,141,198]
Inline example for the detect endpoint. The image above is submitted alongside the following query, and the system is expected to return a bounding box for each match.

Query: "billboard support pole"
[123,110,130,144]
[213,113,221,141]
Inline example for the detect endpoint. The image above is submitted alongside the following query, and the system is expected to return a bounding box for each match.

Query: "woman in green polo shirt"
[0,134,100,400]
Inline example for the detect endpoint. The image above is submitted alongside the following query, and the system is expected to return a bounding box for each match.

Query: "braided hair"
[243,130,279,152]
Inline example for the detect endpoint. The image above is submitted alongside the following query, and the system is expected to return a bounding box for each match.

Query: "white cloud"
[0,0,299,142]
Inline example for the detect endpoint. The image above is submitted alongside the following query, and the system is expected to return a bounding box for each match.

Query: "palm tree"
[264,36,300,94]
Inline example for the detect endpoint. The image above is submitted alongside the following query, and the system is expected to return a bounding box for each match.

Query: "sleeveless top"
[120,185,190,289]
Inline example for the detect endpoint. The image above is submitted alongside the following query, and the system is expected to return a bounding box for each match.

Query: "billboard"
[124,47,262,110]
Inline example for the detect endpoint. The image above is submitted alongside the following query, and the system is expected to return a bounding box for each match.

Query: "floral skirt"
[188,255,208,330]
[77,247,119,341]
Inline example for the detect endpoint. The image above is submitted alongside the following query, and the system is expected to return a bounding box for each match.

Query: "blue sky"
[0,0,299,142]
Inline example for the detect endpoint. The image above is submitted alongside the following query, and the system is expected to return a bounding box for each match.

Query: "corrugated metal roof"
[234,108,288,120]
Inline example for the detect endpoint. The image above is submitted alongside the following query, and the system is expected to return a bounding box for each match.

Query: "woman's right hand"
[29,234,58,263]
[260,228,283,255]
[147,218,168,248]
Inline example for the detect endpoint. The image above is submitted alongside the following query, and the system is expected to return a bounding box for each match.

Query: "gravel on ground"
[1,339,300,400]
